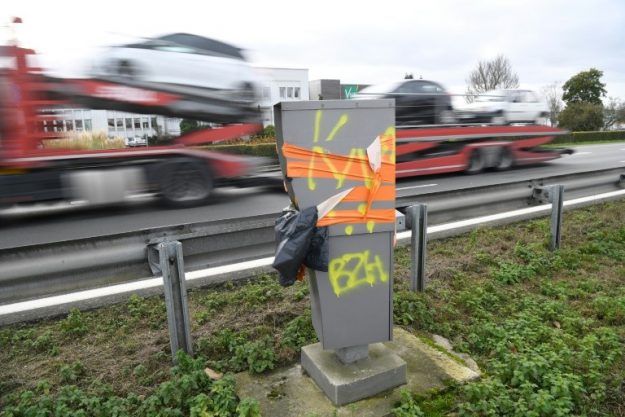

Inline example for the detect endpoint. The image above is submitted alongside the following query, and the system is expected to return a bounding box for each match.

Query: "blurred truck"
[0,38,271,211]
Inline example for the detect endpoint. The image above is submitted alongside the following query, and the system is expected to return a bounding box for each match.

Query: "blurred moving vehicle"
[354,80,455,126]
[456,89,549,125]
[0,39,275,212]
[91,33,261,104]
[126,136,147,147]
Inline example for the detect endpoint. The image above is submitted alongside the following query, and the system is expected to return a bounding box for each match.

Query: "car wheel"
[157,160,213,208]
[466,149,485,174]
[494,147,514,171]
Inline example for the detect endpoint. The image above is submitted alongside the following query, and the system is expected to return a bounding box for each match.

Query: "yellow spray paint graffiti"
[312,110,349,144]
[307,146,370,191]
[328,250,388,297]
[304,110,396,235]
[306,112,386,192]
[307,111,367,191]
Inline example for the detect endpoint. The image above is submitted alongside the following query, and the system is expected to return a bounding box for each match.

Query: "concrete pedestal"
[301,342,407,406]
[235,328,480,417]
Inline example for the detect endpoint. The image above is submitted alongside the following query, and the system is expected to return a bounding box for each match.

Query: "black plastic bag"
[305,226,328,272]
[272,206,328,286]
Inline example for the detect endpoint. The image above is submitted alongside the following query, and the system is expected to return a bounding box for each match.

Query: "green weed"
[293,282,309,301]
[393,291,434,328]
[492,260,534,284]
[392,389,425,417]
[2,351,258,417]
[281,312,317,349]
[456,293,623,416]
[59,361,85,383]
[592,295,625,324]
[197,329,276,374]
[58,308,87,336]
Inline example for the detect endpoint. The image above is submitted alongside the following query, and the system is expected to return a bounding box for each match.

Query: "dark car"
[354,80,454,126]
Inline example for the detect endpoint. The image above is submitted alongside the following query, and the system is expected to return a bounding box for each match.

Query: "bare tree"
[465,54,519,102]
[541,82,563,127]
[603,97,624,130]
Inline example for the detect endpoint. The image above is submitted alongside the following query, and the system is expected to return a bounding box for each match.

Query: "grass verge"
[2,200,625,416]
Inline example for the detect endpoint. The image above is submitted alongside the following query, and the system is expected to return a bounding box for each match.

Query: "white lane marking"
[3,189,625,318]
[397,164,464,173]
[571,151,591,156]
[396,183,438,191]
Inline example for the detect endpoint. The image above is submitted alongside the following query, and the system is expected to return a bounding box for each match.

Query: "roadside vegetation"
[551,129,625,145]
[1,199,624,416]
[42,131,126,150]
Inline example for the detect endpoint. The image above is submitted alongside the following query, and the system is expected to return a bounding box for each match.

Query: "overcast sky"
[2,0,624,100]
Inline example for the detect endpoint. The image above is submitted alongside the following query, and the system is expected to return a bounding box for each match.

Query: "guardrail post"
[406,204,428,292]
[532,184,565,251]
[155,240,193,362]
[549,185,564,251]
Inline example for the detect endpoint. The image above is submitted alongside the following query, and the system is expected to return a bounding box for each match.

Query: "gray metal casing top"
[275,99,395,237]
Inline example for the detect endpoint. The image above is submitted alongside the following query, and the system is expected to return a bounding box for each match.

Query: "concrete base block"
[301,342,407,406]
[235,328,480,417]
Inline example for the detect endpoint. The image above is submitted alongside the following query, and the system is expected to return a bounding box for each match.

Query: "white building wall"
[163,117,182,136]
[254,67,309,126]
[48,109,181,141]
[90,110,108,132]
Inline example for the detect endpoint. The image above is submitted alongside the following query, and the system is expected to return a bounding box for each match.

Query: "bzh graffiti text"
[328,250,388,297]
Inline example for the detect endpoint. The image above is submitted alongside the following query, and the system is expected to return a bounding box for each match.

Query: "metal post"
[335,344,369,364]
[157,240,193,362]
[407,204,428,292]
[549,185,564,251]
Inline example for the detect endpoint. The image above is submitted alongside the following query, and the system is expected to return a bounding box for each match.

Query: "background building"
[309,79,341,100]
[44,108,181,141]
[309,80,370,100]
[255,67,309,126]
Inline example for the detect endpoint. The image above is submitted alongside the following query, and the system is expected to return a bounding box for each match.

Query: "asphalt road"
[1,143,624,250]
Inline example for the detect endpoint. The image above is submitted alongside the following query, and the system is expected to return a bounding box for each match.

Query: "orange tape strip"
[342,185,395,202]
[282,142,394,166]
[366,170,383,214]
[286,161,394,183]
[282,139,396,226]
[317,209,396,226]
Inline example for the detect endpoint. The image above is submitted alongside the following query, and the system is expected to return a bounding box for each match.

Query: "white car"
[456,89,549,125]
[91,33,260,103]
[126,136,147,147]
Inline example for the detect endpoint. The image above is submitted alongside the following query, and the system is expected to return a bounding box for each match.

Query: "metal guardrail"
[0,214,276,304]
[397,167,625,224]
[1,167,623,309]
